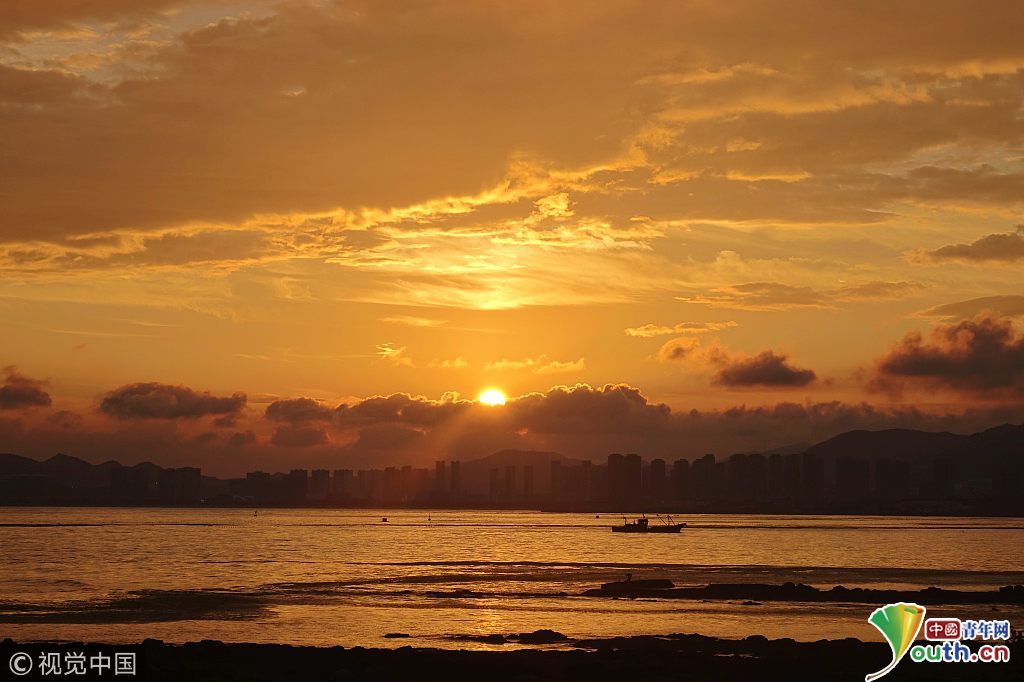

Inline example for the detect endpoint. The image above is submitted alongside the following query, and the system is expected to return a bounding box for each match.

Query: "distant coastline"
[3,423,1023,515]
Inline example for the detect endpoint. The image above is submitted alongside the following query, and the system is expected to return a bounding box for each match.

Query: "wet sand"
[3,634,1020,681]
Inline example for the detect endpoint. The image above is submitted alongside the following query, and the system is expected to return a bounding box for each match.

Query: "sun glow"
[478,388,507,406]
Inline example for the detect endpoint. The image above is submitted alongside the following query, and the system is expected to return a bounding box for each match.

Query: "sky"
[1,1,1023,476]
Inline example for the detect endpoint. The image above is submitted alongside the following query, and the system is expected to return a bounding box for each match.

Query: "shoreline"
[2,634,1019,681]
[4,503,1024,518]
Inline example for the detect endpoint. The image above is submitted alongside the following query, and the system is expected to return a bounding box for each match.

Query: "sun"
[478,388,507,406]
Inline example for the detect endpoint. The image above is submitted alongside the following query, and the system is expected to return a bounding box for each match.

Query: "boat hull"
[611,523,685,533]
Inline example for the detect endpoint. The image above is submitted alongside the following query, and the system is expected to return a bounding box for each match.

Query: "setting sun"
[478,389,507,406]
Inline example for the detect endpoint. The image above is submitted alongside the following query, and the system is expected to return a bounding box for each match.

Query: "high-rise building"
[691,454,716,502]
[836,456,870,504]
[449,460,461,500]
[647,458,667,504]
[523,465,534,500]
[488,467,501,503]
[800,453,824,502]
[287,469,308,504]
[331,469,353,500]
[309,469,330,501]
[435,460,448,497]
[671,458,690,502]
[158,467,201,504]
[504,465,516,501]
[111,466,153,503]
[621,454,642,506]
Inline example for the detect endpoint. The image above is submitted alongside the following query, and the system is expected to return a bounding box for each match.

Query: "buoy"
[382,517,388,523]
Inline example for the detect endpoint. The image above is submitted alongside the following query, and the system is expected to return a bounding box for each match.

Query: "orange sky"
[1,1,1023,475]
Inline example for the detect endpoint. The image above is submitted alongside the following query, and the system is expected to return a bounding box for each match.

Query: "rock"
[515,630,569,645]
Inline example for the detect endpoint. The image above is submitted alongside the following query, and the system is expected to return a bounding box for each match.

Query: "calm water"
[1,508,1022,648]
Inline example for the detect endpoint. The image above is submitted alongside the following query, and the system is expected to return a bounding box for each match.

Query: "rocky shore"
[3,632,1020,681]
[582,581,1024,604]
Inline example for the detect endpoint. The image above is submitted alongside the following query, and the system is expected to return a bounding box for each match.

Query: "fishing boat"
[611,515,685,533]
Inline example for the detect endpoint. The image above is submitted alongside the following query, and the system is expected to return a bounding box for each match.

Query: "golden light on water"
[478,389,507,406]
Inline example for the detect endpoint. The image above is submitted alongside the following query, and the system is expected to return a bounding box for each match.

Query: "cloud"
[2,380,1021,473]
[379,316,448,328]
[46,410,83,429]
[3,1,1024,252]
[656,337,702,362]
[0,367,52,410]
[679,280,921,311]
[657,338,817,388]
[870,312,1024,397]
[100,382,246,420]
[833,280,923,301]
[270,424,328,448]
[265,397,334,424]
[251,383,1021,464]
[711,350,817,388]
[920,295,1024,320]
[376,343,413,367]
[624,321,738,337]
[916,226,1024,264]
[228,430,256,448]
[680,282,826,310]
[0,0,191,38]
[428,357,469,369]
[484,355,586,375]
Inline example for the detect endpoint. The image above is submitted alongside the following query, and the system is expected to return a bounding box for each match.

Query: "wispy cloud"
[484,355,585,375]
[624,321,738,337]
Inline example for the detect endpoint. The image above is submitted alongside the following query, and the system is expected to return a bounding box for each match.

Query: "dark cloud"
[228,430,256,448]
[712,350,817,388]
[656,337,701,362]
[264,394,471,428]
[265,397,334,423]
[192,431,219,445]
[256,383,1021,465]
[100,382,246,420]
[656,339,818,389]
[871,312,1024,396]
[1,382,1021,474]
[920,225,1024,264]
[0,367,52,410]
[46,410,83,430]
[271,424,328,448]
[212,413,238,428]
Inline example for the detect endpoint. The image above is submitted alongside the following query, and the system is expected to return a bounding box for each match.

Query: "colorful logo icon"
[865,602,926,681]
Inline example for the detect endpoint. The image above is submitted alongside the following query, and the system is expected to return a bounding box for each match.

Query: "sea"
[1,508,1022,649]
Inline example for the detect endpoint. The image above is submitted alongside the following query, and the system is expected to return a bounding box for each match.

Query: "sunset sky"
[2,1,1023,475]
